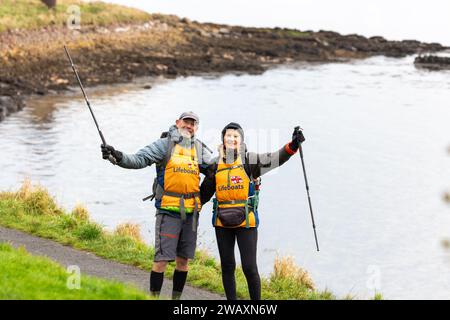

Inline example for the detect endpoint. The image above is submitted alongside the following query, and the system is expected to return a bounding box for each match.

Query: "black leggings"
[215,227,261,300]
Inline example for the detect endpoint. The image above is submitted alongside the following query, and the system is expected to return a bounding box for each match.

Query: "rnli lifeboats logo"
[230,176,243,184]
[173,162,198,175]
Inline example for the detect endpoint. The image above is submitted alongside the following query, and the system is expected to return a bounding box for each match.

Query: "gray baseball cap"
[179,111,199,124]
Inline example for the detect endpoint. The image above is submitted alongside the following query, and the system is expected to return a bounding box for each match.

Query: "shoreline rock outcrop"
[414,55,450,70]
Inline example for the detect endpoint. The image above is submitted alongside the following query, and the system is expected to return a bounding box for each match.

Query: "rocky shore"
[0,14,447,122]
[414,55,450,70]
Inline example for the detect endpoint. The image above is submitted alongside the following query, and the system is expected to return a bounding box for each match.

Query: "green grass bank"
[0,181,335,300]
[0,242,150,299]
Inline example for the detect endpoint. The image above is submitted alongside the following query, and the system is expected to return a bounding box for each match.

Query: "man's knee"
[175,256,189,271]
[152,261,168,272]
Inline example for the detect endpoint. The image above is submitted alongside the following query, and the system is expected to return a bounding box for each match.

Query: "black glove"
[289,127,305,151]
[101,144,123,163]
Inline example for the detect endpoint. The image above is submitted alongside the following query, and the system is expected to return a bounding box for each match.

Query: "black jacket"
[200,143,296,205]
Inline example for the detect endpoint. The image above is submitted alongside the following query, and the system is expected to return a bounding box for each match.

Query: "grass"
[0,242,150,299]
[0,181,335,300]
[0,0,152,32]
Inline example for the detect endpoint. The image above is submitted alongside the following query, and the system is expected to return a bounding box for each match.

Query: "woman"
[200,122,305,300]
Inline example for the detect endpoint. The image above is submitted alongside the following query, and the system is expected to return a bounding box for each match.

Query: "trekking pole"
[295,126,319,251]
[63,45,116,165]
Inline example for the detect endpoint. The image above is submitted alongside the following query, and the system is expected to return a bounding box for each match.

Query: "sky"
[105,0,450,46]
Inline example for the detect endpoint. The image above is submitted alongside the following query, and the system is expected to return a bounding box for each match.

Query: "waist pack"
[217,207,246,227]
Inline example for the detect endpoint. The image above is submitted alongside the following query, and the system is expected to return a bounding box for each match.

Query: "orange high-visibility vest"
[214,156,257,228]
[160,143,201,218]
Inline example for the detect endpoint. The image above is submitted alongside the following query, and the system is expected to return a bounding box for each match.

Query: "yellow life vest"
[213,156,257,228]
[160,143,201,219]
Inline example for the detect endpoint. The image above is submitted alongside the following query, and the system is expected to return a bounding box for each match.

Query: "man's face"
[176,118,198,138]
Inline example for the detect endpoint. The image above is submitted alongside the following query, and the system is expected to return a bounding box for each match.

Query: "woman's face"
[223,129,242,150]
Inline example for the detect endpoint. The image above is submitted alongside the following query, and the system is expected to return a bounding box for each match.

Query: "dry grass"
[114,222,143,244]
[13,178,63,216]
[16,178,33,199]
[71,202,90,221]
[272,255,315,290]
[0,0,152,32]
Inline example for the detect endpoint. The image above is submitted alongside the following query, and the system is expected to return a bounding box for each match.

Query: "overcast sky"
[104,0,450,46]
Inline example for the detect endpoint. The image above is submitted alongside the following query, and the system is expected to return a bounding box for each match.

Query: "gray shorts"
[154,213,198,262]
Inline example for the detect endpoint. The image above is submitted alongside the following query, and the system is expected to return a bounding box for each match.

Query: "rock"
[315,37,329,47]
[167,65,178,75]
[156,64,168,72]
[0,95,24,122]
[114,27,130,33]
[211,28,222,38]
[54,78,69,85]
[369,36,386,43]
[0,106,6,121]
[0,96,16,113]
[96,27,110,34]
[200,30,211,38]
[219,28,230,34]
[223,53,234,60]
[402,39,420,45]
[143,84,152,89]
[159,23,169,32]
[414,55,450,70]
[50,75,69,85]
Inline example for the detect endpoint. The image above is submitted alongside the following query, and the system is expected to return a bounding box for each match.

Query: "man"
[101,111,211,299]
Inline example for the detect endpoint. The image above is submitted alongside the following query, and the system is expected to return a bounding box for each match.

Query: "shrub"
[114,223,143,244]
[75,223,102,241]
[271,255,315,290]
[71,203,90,221]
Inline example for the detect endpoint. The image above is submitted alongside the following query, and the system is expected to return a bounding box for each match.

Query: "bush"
[17,179,62,216]
[71,203,90,221]
[114,223,143,243]
[271,255,315,290]
[75,223,102,241]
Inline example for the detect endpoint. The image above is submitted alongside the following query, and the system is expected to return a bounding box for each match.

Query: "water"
[1,55,450,299]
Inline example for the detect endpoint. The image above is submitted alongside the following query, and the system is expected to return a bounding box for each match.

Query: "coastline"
[0,13,446,122]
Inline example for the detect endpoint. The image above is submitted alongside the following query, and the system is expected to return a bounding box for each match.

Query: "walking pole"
[295,126,319,251]
[63,45,116,165]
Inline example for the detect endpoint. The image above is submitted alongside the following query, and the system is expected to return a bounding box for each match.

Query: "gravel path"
[0,226,224,300]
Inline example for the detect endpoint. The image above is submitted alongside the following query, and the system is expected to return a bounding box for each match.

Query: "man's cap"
[179,111,199,124]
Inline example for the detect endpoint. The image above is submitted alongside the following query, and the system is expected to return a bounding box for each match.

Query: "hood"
[168,124,196,144]
[168,125,181,142]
